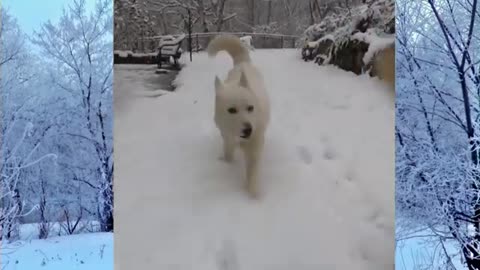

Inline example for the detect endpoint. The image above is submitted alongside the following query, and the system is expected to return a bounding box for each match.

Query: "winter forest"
[396,0,480,269]
[1,0,113,267]
[114,0,373,51]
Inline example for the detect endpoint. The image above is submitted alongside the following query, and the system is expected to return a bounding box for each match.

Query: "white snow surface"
[115,49,394,269]
[15,221,101,241]
[1,233,113,270]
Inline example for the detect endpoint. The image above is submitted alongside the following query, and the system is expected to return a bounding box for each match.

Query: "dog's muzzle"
[240,123,252,139]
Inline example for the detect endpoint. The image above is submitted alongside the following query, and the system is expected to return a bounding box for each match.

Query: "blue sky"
[2,0,97,35]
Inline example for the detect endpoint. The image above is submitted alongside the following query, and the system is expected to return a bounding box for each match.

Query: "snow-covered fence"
[139,32,299,53]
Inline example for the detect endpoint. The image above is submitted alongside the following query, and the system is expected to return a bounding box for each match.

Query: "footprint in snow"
[296,145,313,165]
[320,135,330,143]
[323,146,337,160]
[368,209,394,237]
[345,168,355,182]
[330,104,350,110]
[216,239,239,270]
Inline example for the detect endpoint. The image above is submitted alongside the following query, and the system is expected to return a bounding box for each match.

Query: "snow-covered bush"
[301,0,394,75]
[395,0,480,267]
[31,0,114,234]
[304,0,394,42]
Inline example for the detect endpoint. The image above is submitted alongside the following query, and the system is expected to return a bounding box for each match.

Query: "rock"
[330,39,369,75]
[384,17,395,34]
[302,36,334,63]
[301,41,317,61]
[315,37,334,58]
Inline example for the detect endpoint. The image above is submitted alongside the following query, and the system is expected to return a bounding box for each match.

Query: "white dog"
[207,35,270,198]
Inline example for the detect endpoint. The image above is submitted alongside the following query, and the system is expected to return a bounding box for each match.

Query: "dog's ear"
[239,70,249,88]
[214,76,223,93]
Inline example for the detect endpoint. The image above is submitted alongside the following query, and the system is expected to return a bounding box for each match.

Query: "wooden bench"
[157,34,186,69]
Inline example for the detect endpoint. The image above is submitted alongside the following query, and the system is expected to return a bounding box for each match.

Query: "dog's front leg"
[222,133,235,162]
[244,136,264,198]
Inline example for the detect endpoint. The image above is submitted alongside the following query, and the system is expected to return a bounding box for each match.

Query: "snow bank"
[17,221,101,241]
[301,0,394,74]
[304,0,393,43]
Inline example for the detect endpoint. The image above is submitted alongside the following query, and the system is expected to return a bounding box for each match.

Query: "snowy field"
[114,49,394,269]
[1,232,113,270]
[14,221,101,241]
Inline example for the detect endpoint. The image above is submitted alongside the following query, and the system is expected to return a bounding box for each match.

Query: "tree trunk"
[99,166,114,232]
[196,0,209,33]
[215,0,228,32]
[427,0,480,267]
[267,0,273,25]
[38,179,49,239]
[6,188,21,241]
[462,72,480,269]
[308,1,314,25]
[245,0,255,32]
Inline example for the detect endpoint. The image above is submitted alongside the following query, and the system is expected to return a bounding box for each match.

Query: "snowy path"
[114,49,394,270]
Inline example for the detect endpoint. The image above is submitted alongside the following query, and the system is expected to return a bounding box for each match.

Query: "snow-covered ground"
[1,233,113,270]
[13,221,101,241]
[114,49,394,269]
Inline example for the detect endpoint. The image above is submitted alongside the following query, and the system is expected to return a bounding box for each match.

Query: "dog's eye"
[247,105,254,112]
[227,107,237,114]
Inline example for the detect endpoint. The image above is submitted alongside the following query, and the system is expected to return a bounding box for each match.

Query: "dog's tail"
[207,35,251,65]
[373,45,395,90]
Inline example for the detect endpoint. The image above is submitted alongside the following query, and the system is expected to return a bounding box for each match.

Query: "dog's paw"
[218,155,234,163]
[247,184,259,199]
[248,191,259,199]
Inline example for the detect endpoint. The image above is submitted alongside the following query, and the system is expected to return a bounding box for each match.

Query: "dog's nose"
[242,123,252,138]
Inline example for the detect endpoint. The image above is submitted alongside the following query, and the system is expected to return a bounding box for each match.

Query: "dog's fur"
[373,45,395,90]
[207,35,270,198]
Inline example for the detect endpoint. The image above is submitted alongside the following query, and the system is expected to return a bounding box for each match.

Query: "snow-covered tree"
[31,0,114,232]
[396,0,480,268]
[114,0,327,50]
[0,8,56,242]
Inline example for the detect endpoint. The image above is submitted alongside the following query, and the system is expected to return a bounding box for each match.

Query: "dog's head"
[214,71,258,141]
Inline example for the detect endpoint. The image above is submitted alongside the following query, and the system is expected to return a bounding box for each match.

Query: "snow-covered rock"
[301,0,394,77]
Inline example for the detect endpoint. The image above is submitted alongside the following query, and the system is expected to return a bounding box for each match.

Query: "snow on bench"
[157,34,186,69]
